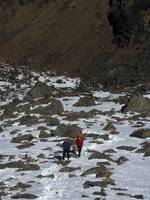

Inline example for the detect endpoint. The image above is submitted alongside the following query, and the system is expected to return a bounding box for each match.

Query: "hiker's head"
[65,137,70,141]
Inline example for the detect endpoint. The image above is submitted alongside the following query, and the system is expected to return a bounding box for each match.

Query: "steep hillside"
[0,0,113,71]
[0,0,150,88]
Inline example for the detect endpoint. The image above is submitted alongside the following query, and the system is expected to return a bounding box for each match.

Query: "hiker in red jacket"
[75,130,84,157]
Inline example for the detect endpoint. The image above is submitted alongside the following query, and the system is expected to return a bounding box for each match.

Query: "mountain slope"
[0,0,113,72]
[0,0,150,88]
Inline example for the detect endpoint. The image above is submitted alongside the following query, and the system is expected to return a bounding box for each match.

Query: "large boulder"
[88,151,114,162]
[30,99,64,115]
[103,122,116,132]
[53,124,81,138]
[121,93,150,113]
[2,98,20,118]
[17,103,31,113]
[73,96,95,107]
[135,141,150,157]
[130,129,150,139]
[44,116,60,126]
[39,131,51,138]
[81,165,111,177]
[64,109,98,121]
[18,115,39,126]
[11,134,34,143]
[0,160,40,171]
[116,156,129,165]
[24,82,56,101]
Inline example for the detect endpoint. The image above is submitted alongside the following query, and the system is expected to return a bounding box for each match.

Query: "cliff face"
[82,0,150,88]
[0,0,150,88]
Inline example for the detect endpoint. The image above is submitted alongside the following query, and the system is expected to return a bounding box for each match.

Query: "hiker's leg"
[63,150,66,160]
[77,145,80,156]
[77,146,82,157]
[78,146,81,157]
[67,151,70,160]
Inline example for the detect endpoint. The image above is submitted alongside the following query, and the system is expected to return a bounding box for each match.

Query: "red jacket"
[76,135,84,146]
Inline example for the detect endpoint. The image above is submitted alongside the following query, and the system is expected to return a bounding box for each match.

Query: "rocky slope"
[0,65,150,199]
[0,0,150,88]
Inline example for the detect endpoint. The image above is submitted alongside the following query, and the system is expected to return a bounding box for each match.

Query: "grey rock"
[11,193,38,199]
[83,181,101,188]
[25,82,56,101]
[116,146,137,151]
[2,98,20,117]
[39,131,50,138]
[31,99,64,115]
[64,109,98,121]
[103,122,116,132]
[100,174,115,188]
[59,166,81,173]
[37,154,45,159]
[37,174,54,179]
[16,142,34,149]
[131,194,144,199]
[130,129,150,139]
[17,103,30,113]
[81,165,111,178]
[136,141,150,157]
[11,182,32,190]
[73,96,95,107]
[0,161,40,171]
[116,156,129,165]
[37,126,48,131]
[11,134,34,143]
[9,130,20,135]
[53,124,81,138]
[88,151,114,162]
[122,93,150,113]
[18,115,39,126]
[45,116,60,126]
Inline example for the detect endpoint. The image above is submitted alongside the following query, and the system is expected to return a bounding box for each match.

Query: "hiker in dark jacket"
[62,138,71,160]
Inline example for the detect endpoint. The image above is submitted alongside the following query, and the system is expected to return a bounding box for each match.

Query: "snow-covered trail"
[0,67,150,200]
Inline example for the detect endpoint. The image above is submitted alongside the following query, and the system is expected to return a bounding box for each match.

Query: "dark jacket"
[62,140,71,151]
